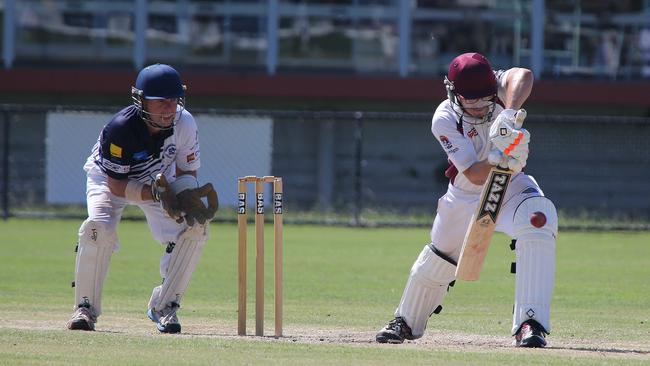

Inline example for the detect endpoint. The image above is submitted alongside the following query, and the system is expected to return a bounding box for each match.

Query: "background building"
[1,0,649,225]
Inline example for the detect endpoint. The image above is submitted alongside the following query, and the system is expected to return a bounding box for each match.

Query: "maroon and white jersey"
[431,69,516,194]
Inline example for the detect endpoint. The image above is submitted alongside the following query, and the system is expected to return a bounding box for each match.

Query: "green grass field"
[1,219,649,365]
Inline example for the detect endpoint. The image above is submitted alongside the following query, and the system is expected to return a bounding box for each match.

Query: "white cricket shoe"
[67,302,97,331]
[147,302,181,334]
[514,320,548,348]
[376,317,415,344]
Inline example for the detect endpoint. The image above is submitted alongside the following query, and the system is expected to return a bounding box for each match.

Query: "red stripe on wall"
[0,68,648,106]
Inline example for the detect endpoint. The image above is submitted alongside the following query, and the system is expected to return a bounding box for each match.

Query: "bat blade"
[455,167,512,281]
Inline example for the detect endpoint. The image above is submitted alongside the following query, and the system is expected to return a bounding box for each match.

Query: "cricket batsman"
[66,64,218,333]
[376,53,558,347]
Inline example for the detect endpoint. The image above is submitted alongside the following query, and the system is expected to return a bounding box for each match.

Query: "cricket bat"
[455,109,526,281]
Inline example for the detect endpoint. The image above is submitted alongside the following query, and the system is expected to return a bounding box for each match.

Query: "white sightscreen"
[46,111,273,207]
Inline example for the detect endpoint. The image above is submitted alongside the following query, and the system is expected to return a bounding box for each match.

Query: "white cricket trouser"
[394,173,555,337]
[430,173,544,261]
[85,173,186,277]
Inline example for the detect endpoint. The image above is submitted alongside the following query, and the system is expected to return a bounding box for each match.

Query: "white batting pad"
[152,224,208,311]
[148,285,162,311]
[513,196,558,240]
[396,245,456,338]
[75,219,118,316]
[511,196,558,334]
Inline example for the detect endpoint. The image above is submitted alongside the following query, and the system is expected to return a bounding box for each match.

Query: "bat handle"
[514,109,526,129]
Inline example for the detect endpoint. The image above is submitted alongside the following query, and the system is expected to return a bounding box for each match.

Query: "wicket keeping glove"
[151,174,184,223]
[169,174,218,226]
[176,183,219,226]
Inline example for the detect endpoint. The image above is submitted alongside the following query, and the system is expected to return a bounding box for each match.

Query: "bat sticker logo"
[238,193,246,214]
[256,193,264,214]
[478,171,511,222]
[274,193,283,214]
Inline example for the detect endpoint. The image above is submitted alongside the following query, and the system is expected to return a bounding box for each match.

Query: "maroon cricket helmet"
[447,53,497,99]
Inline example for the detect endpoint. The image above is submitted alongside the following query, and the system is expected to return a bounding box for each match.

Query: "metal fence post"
[266,0,279,75]
[398,0,412,77]
[134,0,147,70]
[530,0,545,78]
[3,0,15,69]
[2,110,10,220]
[353,111,363,226]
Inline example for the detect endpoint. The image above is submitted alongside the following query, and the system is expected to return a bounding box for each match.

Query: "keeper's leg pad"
[75,219,118,316]
[151,224,208,311]
[395,244,456,338]
[511,196,557,335]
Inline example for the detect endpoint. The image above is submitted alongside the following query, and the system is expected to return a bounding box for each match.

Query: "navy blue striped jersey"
[84,105,201,183]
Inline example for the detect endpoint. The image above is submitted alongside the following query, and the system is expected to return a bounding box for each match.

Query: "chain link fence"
[1,104,649,229]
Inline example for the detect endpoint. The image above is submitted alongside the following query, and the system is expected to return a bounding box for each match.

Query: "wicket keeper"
[67,64,218,334]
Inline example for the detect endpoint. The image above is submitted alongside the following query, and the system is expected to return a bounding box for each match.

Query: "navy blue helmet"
[131,64,186,129]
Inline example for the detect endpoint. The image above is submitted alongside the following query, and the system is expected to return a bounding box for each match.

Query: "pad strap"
[428,243,458,266]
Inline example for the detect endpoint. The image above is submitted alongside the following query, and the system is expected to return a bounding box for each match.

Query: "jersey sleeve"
[431,106,478,174]
[174,110,201,172]
[97,124,133,179]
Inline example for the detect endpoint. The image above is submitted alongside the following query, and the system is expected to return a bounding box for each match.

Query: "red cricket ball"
[530,212,547,228]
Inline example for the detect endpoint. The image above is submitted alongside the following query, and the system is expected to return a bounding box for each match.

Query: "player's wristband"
[125,180,145,203]
[150,181,160,202]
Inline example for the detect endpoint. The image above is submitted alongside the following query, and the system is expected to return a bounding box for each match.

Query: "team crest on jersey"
[439,135,453,150]
[467,128,478,138]
[109,143,122,158]
[164,144,176,159]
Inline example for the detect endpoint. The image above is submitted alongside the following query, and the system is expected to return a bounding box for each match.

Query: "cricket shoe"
[147,302,181,334]
[514,319,547,348]
[67,301,97,331]
[376,317,415,344]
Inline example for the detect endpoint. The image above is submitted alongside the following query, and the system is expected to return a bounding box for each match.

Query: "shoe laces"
[516,321,546,342]
[387,317,410,335]
[74,304,97,323]
[515,323,530,342]
[158,302,180,324]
